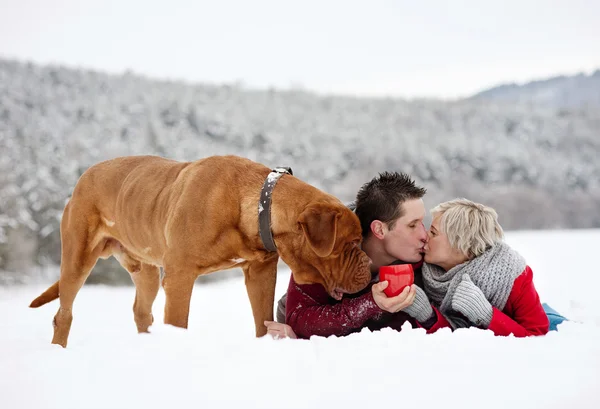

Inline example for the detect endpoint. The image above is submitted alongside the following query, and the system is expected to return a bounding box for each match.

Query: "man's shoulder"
[288,273,374,304]
[288,274,332,303]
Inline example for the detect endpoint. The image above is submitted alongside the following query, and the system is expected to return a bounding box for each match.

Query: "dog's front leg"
[162,266,197,329]
[242,256,279,337]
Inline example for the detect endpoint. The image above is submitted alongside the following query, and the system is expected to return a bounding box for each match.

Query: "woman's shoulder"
[519,264,534,278]
[512,264,533,285]
[507,265,536,304]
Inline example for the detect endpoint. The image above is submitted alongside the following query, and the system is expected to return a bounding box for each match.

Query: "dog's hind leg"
[242,256,279,337]
[51,202,105,348]
[108,243,161,334]
[130,263,161,333]
[105,243,158,333]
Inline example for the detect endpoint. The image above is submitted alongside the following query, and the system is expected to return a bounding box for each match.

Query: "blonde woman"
[401,199,550,337]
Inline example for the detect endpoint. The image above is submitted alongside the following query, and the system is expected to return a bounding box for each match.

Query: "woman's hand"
[401,285,435,323]
[451,274,493,327]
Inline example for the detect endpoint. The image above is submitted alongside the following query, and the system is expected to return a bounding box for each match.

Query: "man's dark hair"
[355,172,427,238]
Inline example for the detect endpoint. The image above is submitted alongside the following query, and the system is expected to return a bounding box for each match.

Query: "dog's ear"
[298,205,340,257]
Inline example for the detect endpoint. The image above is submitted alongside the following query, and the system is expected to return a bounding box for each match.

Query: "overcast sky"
[0,0,598,99]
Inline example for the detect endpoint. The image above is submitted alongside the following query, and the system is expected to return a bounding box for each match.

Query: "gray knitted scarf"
[422,241,526,328]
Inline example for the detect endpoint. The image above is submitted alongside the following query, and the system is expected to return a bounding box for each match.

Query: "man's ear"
[370,220,386,240]
[298,206,340,257]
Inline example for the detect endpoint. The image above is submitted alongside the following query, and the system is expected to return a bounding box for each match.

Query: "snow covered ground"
[1,229,599,409]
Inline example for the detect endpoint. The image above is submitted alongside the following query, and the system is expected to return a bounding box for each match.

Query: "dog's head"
[280,202,372,300]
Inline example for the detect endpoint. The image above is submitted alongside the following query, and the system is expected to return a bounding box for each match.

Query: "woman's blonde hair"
[431,198,504,259]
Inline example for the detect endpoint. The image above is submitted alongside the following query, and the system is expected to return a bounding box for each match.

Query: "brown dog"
[30,155,372,347]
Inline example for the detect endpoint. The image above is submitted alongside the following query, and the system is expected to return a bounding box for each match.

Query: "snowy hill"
[470,70,600,109]
[1,57,599,281]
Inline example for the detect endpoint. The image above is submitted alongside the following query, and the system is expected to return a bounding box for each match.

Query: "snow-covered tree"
[1,58,598,282]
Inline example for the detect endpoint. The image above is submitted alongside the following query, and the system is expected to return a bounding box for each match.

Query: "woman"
[403,198,550,337]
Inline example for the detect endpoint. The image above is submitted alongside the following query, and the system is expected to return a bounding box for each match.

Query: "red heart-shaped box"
[379,264,414,297]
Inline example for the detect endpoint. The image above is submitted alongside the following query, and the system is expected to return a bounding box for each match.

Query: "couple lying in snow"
[265,172,566,340]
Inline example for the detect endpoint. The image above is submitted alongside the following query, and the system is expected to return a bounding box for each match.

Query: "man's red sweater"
[285,262,423,339]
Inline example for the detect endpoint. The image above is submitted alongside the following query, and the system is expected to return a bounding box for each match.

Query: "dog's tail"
[29,281,60,308]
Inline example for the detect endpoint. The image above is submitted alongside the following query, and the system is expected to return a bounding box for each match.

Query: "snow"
[1,229,600,409]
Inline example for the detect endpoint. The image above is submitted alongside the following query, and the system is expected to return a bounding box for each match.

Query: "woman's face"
[423,214,469,271]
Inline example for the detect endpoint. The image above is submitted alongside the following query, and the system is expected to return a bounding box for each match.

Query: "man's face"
[381,198,427,263]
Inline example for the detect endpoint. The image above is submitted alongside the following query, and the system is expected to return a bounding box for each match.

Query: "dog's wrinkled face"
[282,202,372,300]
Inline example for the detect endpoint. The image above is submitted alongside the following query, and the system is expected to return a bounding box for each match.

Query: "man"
[265,172,433,339]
